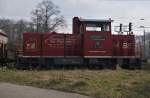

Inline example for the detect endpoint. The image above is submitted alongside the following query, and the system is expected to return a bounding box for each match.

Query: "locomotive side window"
[85,23,110,32]
[86,26,102,31]
[86,24,101,31]
[103,24,110,31]
[26,39,37,50]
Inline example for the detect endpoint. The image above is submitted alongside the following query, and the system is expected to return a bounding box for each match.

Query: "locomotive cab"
[73,17,113,58]
[73,17,112,34]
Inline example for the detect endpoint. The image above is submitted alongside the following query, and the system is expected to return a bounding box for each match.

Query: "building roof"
[0,29,8,37]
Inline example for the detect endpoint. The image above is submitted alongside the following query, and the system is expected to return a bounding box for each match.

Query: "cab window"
[85,23,110,32]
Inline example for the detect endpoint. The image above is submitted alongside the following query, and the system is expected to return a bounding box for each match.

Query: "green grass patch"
[0,68,150,98]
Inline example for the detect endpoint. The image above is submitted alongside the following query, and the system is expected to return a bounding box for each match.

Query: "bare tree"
[0,18,36,50]
[31,0,65,32]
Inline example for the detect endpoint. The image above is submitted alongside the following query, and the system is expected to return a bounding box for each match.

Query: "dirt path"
[0,83,93,98]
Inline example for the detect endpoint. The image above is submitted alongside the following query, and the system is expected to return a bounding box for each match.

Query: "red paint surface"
[43,33,64,56]
[23,32,41,56]
[23,32,82,57]
[23,32,135,57]
[112,35,135,56]
[83,31,113,57]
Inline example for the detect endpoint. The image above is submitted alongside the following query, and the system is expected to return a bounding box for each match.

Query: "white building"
[0,29,8,44]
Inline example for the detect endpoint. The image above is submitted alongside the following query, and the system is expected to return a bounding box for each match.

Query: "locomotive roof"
[79,18,113,23]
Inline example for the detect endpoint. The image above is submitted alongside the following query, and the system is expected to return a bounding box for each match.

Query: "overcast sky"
[0,0,150,35]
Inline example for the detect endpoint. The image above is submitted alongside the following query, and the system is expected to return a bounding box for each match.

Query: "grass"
[0,67,150,98]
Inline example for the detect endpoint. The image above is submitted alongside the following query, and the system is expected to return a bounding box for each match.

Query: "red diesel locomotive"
[17,17,141,69]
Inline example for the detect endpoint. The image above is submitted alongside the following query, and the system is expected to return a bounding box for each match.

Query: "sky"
[0,0,150,35]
